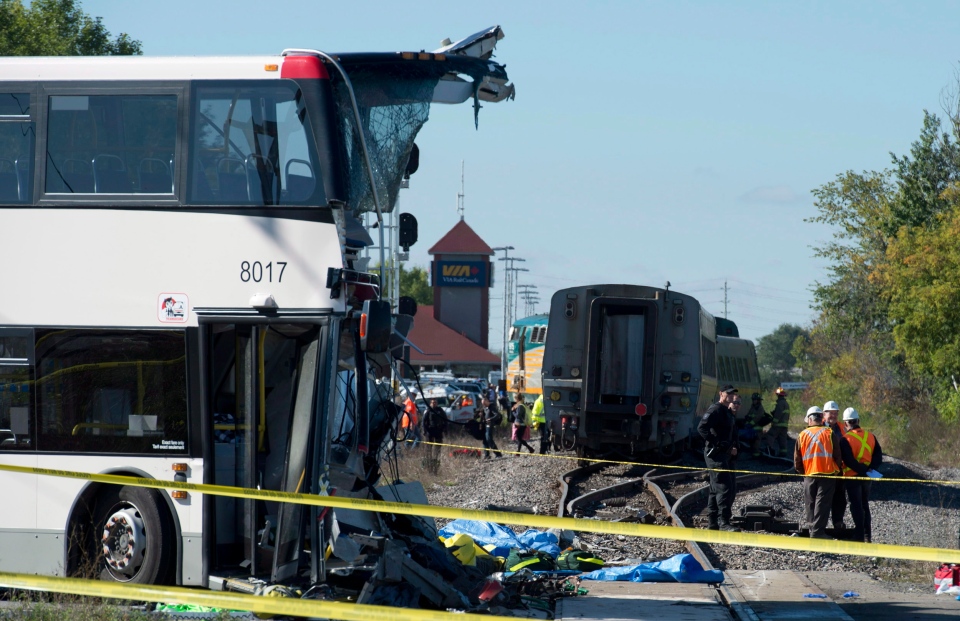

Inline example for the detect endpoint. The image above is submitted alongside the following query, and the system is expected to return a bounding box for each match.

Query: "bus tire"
[95,485,175,584]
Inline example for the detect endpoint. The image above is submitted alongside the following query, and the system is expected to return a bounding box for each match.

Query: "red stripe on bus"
[280,56,330,79]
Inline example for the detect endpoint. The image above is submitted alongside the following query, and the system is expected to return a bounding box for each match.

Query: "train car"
[540,284,759,460]
[505,314,549,399]
[716,335,762,423]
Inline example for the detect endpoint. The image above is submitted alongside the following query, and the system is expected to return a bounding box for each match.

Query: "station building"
[407,219,499,378]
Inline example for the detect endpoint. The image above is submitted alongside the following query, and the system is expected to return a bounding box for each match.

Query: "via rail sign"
[780,382,809,391]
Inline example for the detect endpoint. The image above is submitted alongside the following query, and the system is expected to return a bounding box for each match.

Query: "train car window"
[736,358,746,382]
[701,336,716,378]
[721,356,730,381]
[540,326,548,343]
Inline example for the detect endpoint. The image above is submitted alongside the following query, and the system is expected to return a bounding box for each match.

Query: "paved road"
[805,571,960,621]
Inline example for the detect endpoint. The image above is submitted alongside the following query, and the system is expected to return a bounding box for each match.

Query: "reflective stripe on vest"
[842,428,876,476]
[510,557,541,571]
[799,426,838,475]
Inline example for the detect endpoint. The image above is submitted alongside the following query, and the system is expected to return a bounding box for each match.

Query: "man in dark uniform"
[697,384,741,532]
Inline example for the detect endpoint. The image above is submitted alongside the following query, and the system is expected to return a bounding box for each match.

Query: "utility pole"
[517,284,538,317]
[507,264,528,322]
[723,280,729,319]
[492,246,514,379]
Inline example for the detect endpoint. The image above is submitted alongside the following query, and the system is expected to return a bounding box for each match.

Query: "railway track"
[557,453,801,620]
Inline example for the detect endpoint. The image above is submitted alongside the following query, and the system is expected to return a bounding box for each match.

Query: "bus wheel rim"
[101,507,145,575]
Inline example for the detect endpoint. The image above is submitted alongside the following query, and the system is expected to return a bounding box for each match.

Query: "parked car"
[449,381,484,395]
[443,391,480,423]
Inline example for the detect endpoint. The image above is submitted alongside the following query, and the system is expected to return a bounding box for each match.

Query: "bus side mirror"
[360,300,391,353]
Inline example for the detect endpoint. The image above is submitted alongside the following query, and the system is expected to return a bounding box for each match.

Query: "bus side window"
[45,94,177,196]
[0,92,34,204]
[189,83,323,206]
[34,329,187,454]
[0,329,34,450]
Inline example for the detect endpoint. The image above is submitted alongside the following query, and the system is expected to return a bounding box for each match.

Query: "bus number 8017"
[240,261,287,283]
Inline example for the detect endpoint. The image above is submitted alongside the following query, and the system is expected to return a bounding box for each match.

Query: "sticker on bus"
[158,293,189,323]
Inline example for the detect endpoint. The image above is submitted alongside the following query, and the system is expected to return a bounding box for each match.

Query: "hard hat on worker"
[805,406,823,422]
[842,407,859,421]
[775,387,786,397]
[823,400,839,412]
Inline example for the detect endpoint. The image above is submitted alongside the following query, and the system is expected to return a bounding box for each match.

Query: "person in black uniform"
[697,384,741,531]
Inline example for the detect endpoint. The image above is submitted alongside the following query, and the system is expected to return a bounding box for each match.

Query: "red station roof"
[407,306,499,366]
[428,220,494,255]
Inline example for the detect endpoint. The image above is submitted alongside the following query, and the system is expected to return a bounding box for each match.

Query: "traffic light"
[399,213,418,251]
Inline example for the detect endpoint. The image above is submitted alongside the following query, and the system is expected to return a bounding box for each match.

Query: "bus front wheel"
[94,486,174,584]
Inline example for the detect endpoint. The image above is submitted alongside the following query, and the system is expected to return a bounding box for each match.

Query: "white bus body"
[0,41,514,588]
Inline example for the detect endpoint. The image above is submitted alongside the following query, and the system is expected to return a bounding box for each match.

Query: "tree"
[374,263,433,307]
[879,199,960,419]
[0,0,142,56]
[399,265,433,306]
[756,323,809,385]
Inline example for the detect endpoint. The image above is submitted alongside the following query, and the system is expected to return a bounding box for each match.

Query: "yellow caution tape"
[0,462,957,563]
[0,571,510,620]
[414,439,960,486]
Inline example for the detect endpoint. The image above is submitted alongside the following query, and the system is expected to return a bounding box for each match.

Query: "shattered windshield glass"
[332,65,436,216]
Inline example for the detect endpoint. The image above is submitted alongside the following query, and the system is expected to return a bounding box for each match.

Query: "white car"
[443,391,481,423]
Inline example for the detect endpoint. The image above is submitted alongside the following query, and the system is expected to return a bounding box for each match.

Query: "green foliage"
[399,264,433,306]
[803,105,960,438]
[756,323,808,384]
[373,262,433,307]
[880,204,960,420]
[0,0,142,56]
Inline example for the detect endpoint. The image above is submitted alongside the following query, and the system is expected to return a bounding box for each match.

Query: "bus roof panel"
[0,56,297,81]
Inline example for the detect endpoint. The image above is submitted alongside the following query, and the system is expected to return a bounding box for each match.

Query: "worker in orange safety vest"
[840,407,882,542]
[794,406,841,539]
[401,394,421,448]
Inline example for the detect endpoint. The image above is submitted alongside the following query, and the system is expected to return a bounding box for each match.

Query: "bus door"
[200,319,329,583]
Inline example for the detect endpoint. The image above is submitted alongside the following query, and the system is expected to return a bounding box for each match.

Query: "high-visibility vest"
[798,426,838,475]
[531,395,545,425]
[842,427,876,477]
[402,398,417,428]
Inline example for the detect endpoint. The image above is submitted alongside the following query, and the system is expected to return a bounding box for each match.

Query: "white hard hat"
[842,407,859,421]
[805,406,823,420]
[823,400,839,412]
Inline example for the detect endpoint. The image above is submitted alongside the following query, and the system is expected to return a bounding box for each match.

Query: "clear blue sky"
[85,0,960,344]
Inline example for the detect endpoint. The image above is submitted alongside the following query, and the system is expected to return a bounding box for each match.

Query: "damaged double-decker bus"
[0,27,514,591]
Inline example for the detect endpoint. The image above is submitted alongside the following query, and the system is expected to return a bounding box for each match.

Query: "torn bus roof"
[333,25,515,106]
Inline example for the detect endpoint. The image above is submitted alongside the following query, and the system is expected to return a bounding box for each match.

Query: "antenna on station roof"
[457,160,465,220]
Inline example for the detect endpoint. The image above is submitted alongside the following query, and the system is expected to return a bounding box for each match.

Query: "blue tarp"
[438,520,561,558]
[581,553,724,583]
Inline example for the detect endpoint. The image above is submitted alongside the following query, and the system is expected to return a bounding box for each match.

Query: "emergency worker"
[531,394,550,454]
[697,384,741,532]
[745,392,772,457]
[765,387,791,456]
[841,408,882,543]
[822,401,848,530]
[794,406,842,539]
[401,394,421,448]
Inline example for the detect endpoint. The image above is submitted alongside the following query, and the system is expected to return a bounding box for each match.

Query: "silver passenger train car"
[541,284,760,460]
